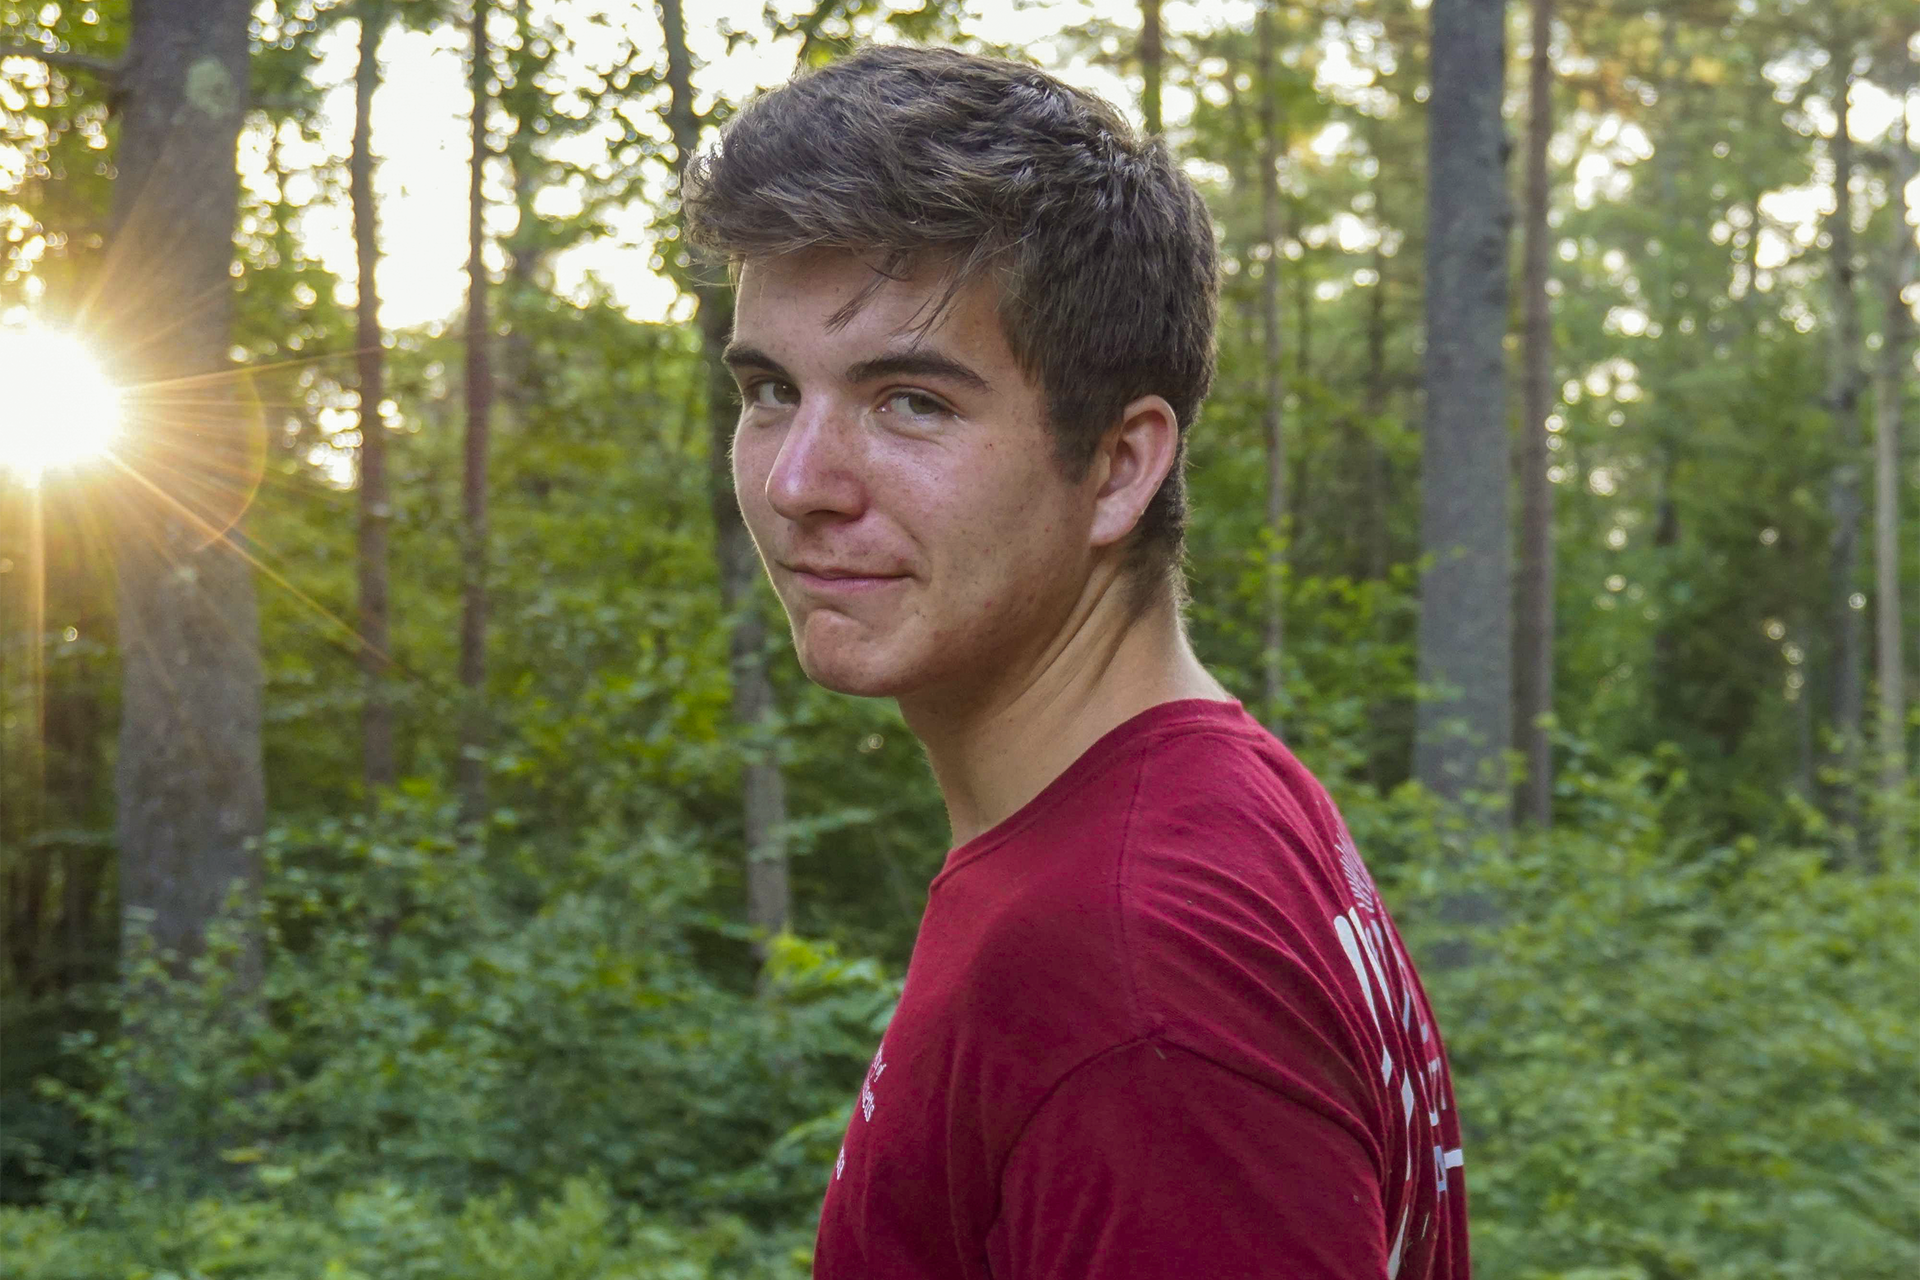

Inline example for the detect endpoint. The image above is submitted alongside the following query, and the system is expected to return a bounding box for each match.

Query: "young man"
[685,45,1469,1280]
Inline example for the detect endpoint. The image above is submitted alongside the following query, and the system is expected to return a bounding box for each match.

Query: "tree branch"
[0,44,124,82]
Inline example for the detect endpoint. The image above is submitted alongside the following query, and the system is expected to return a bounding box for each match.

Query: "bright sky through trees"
[4,3,1911,331]
[278,0,1170,329]
[263,1,1916,333]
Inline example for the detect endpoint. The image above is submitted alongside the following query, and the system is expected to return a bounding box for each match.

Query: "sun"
[0,322,124,488]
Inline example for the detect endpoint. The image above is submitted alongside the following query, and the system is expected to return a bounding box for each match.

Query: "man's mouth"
[785,564,909,594]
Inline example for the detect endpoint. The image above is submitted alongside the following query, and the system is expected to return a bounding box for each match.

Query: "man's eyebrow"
[721,343,788,375]
[846,350,992,393]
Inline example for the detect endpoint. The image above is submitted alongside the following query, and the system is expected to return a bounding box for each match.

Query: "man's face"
[728,249,1101,707]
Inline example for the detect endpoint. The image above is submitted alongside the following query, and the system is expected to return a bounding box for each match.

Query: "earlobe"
[1089,395,1179,550]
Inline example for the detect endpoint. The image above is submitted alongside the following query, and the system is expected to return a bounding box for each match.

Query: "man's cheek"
[730,448,753,508]
[732,451,771,533]
[730,426,768,497]
[733,484,779,576]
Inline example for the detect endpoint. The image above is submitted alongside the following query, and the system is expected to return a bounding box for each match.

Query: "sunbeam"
[0,323,124,488]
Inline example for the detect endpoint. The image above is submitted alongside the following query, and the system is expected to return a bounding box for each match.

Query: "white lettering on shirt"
[861,1045,887,1124]
[1327,830,1465,1279]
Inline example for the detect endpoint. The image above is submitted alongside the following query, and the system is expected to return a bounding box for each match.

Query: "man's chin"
[787,613,913,697]
[795,650,905,699]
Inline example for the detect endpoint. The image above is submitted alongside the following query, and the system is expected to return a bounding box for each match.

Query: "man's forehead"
[733,249,1011,361]
[738,248,951,309]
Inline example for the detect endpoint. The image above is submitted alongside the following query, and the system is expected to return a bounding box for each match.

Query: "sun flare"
[0,323,124,488]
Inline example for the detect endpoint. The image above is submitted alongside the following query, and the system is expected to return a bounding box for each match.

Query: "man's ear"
[1088,394,1179,551]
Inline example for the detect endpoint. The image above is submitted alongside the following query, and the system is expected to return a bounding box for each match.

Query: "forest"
[1,0,1916,1275]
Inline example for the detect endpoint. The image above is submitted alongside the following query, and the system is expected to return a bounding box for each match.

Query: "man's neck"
[899,576,1235,850]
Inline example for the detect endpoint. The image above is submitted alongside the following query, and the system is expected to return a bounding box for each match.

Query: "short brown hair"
[682,44,1219,613]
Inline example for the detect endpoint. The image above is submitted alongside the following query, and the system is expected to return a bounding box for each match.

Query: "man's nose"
[766,399,866,522]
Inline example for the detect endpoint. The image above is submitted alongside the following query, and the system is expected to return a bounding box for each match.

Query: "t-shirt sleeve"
[986,1037,1390,1280]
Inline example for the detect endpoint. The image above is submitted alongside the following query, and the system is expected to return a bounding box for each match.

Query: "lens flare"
[0,323,123,488]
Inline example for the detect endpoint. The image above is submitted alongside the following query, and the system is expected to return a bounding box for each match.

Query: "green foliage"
[10,763,1915,1277]
[0,0,123,312]
[1,1177,808,1279]
[30,794,895,1224]
[1367,765,1920,1279]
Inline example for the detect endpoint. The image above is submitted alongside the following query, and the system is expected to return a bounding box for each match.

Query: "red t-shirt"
[815,697,1470,1279]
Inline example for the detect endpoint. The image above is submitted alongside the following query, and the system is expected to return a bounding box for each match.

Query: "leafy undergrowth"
[5,765,1915,1279]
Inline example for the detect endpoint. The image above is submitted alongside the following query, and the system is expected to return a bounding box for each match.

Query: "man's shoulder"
[961,727,1340,1006]
[1111,722,1392,1077]
[945,791,1145,1031]
[1121,713,1338,879]
[908,707,1363,1056]
[955,714,1344,987]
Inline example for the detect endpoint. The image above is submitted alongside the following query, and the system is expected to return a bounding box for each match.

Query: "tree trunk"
[1793,610,1815,802]
[502,0,543,421]
[3,489,47,994]
[46,570,109,988]
[659,0,789,947]
[1872,77,1914,859]
[353,0,396,793]
[1258,0,1286,732]
[1649,453,1680,725]
[1414,0,1513,818]
[1513,0,1556,828]
[6,556,47,990]
[106,0,264,976]
[1823,70,1866,860]
[0,548,14,893]
[458,0,493,832]
[10,858,49,998]
[1294,244,1311,385]
[1364,229,1391,583]
[1139,0,1163,135]
[1646,24,1684,744]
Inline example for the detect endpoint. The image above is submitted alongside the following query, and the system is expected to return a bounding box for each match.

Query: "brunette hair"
[681,44,1219,611]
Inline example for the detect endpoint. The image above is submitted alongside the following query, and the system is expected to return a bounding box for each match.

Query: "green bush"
[12,757,1915,1278]
[1360,759,1920,1280]
[0,1177,808,1279]
[27,792,892,1233]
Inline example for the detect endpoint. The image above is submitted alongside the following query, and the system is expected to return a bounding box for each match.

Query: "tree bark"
[1364,202,1391,584]
[659,0,789,947]
[1414,0,1513,818]
[6,657,48,983]
[353,0,396,793]
[1258,0,1286,732]
[1649,452,1680,723]
[458,0,493,832]
[1294,242,1311,386]
[1513,0,1556,828]
[1139,0,1163,136]
[45,545,109,990]
[1872,76,1914,859]
[502,0,544,420]
[9,857,49,997]
[105,0,264,976]
[1646,24,1684,742]
[46,565,110,989]
[3,490,48,994]
[1823,69,1866,859]
[1793,610,1815,802]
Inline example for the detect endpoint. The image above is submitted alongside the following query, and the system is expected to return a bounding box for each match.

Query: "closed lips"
[790,565,903,578]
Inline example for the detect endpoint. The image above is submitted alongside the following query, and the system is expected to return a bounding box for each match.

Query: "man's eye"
[746,379,798,408]
[880,390,949,419]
